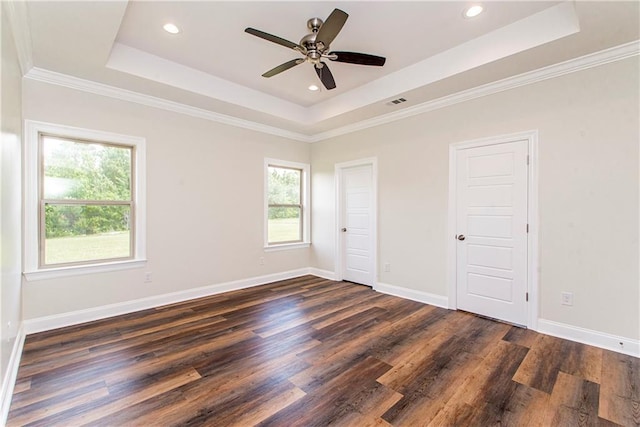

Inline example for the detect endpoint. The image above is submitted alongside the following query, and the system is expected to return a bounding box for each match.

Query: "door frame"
[447,130,539,329]
[334,157,378,286]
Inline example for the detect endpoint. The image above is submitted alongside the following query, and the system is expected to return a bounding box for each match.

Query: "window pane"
[43,136,131,201]
[44,204,131,265]
[268,207,301,243]
[268,166,300,205]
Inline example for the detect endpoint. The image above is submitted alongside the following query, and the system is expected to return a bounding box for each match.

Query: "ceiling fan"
[245,8,386,90]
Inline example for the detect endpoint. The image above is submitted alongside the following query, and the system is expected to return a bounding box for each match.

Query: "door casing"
[335,157,378,285]
[447,130,539,329]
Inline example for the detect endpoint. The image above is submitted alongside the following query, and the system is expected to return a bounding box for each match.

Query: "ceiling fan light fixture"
[163,23,180,34]
[308,84,320,91]
[463,5,484,18]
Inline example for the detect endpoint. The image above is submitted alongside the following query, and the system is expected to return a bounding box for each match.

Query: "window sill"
[264,242,310,252]
[23,259,147,282]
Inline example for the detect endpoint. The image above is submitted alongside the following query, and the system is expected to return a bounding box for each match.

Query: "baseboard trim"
[374,282,449,309]
[1,324,26,425]
[537,319,639,357]
[23,269,314,335]
[307,268,336,281]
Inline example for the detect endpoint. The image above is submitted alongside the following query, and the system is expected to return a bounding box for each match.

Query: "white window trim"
[264,158,310,250]
[23,120,147,281]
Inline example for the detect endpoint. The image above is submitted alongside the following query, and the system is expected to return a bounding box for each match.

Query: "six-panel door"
[456,140,529,325]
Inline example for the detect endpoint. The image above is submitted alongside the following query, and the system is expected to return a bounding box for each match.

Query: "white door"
[340,164,374,286]
[456,140,528,325]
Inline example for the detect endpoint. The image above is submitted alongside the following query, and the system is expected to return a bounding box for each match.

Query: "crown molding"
[24,40,638,144]
[24,67,314,143]
[309,39,640,142]
[3,0,34,75]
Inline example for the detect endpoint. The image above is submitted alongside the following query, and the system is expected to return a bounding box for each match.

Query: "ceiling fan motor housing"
[300,32,317,49]
[300,32,325,63]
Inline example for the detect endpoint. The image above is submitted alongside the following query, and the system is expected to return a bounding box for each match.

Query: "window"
[264,159,310,249]
[41,136,133,266]
[24,121,146,280]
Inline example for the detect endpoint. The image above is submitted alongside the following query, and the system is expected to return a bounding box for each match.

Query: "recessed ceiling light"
[464,5,484,18]
[308,84,319,91]
[163,23,180,34]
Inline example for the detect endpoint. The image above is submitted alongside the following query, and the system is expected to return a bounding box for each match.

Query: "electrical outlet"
[259,257,265,266]
[384,263,391,272]
[561,292,573,306]
[144,272,152,283]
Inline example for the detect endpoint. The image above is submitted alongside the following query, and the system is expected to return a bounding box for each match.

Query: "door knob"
[457,234,466,241]
[341,228,347,232]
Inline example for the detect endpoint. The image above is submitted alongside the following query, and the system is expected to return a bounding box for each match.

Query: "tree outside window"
[264,159,310,248]
[267,166,302,244]
[41,136,134,266]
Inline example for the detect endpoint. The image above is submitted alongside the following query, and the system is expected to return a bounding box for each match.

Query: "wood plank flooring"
[8,276,640,426]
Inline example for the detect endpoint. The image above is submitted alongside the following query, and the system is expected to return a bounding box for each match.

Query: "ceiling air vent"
[386,97,407,106]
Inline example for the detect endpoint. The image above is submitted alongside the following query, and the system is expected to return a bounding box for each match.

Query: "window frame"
[264,158,310,251]
[39,135,136,268]
[24,121,147,281]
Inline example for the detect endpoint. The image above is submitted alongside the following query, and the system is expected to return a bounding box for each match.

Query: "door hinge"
[526,224,529,233]
[526,155,530,165]
[526,292,529,302]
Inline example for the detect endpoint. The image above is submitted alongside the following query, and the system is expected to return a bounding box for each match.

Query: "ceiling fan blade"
[262,58,305,78]
[316,9,348,48]
[315,62,336,90]
[330,51,386,66]
[245,27,302,51]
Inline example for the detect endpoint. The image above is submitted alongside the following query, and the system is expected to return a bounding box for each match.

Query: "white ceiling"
[20,1,640,139]
[115,1,560,106]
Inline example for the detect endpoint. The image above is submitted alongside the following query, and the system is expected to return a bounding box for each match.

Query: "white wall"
[311,58,639,341]
[1,1,24,396]
[15,35,640,348]
[22,80,311,320]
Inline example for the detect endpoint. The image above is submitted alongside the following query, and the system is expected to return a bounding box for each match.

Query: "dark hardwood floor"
[8,276,640,426]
